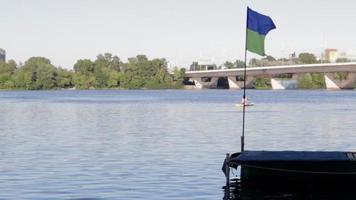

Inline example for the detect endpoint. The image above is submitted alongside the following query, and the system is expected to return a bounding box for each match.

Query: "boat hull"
[225,151,356,187]
[241,161,356,187]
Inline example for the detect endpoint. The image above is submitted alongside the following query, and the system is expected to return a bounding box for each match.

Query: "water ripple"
[0,90,355,199]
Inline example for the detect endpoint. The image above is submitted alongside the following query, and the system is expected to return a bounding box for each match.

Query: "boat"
[225,181,356,200]
[222,7,356,199]
[236,102,254,107]
[223,151,356,188]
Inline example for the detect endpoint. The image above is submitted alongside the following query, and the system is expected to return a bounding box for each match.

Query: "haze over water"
[1,90,356,199]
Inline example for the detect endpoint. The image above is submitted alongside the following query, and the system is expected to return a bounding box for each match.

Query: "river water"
[0,90,356,200]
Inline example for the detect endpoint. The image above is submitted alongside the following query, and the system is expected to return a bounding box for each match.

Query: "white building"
[190,59,217,71]
[339,51,356,61]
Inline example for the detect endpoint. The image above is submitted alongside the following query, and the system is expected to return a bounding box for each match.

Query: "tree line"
[0,53,186,90]
[1,52,352,90]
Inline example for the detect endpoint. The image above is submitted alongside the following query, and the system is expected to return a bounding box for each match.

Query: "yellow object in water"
[236,103,254,107]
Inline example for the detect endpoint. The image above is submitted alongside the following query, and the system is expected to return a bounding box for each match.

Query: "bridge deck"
[185,62,356,77]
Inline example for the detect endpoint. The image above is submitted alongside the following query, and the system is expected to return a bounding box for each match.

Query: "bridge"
[184,62,356,89]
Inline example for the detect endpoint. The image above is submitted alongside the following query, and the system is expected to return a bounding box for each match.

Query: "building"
[288,52,297,59]
[190,59,217,71]
[166,61,175,73]
[0,48,5,62]
[338,51,356,62]
[324,48,338,63]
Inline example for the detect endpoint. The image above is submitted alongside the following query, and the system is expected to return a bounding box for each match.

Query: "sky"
[1,0,356,69]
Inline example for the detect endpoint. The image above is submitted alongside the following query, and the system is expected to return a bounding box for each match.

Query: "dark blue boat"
[223,151,356,187]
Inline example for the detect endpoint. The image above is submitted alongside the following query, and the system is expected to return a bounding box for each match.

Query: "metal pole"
[241,7,248,152]
[225,153,230,199]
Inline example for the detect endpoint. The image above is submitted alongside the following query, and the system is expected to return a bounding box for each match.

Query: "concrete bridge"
[184,62,356,89]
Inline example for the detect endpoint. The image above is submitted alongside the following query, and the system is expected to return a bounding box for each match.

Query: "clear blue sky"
[1,0,355,68]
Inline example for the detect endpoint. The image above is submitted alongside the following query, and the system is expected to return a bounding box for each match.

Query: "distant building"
[324,48,338,63]
[190,59,217,71]
[288,52,297,59]
[338,51,356,62]
[0,48,5,62]
[167,61,175,73]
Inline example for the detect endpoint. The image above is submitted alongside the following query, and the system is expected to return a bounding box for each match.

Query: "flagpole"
[241,7,248,152]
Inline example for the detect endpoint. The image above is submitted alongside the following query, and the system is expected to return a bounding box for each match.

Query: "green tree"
[92,53,122,88]
[94,66,110,88]
[298,73,325,89]
[120,55,175,89]
[334,72,348,80]
[0,60,17,89]
[299,73,312,88]
[73,73,96,89]
[173,67,186,87]
[223,61,235,69]
[0,60,17,74]
[252,77,271,89]
[73,59,94,75]
[107,71,121,88]
[298,53,317,64]
[13,57,58,89]
[222,60,245,69]
[57,68,74,88]
[111,56,121,71]
[73,59,95,89]
[12,69,31,89]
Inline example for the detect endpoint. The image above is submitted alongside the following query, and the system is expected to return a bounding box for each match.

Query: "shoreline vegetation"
[0,52,353,90]
[0,54,186,90]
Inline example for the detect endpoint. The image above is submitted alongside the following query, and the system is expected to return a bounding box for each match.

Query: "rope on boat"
[241,164,356,175]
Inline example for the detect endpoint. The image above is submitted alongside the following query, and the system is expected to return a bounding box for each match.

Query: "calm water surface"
[0,90,356,200]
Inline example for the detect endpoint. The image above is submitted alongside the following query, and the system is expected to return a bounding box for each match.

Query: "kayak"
[236,103,254,107]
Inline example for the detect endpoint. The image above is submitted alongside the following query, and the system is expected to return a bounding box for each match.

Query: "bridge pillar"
[190,78,202,89]
[227,76,253,89]
[324,72,356,89]
[270,74,299,90]
[190,77,219,89]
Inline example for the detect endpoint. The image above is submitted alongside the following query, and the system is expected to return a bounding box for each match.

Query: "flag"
[246,7,276,56]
